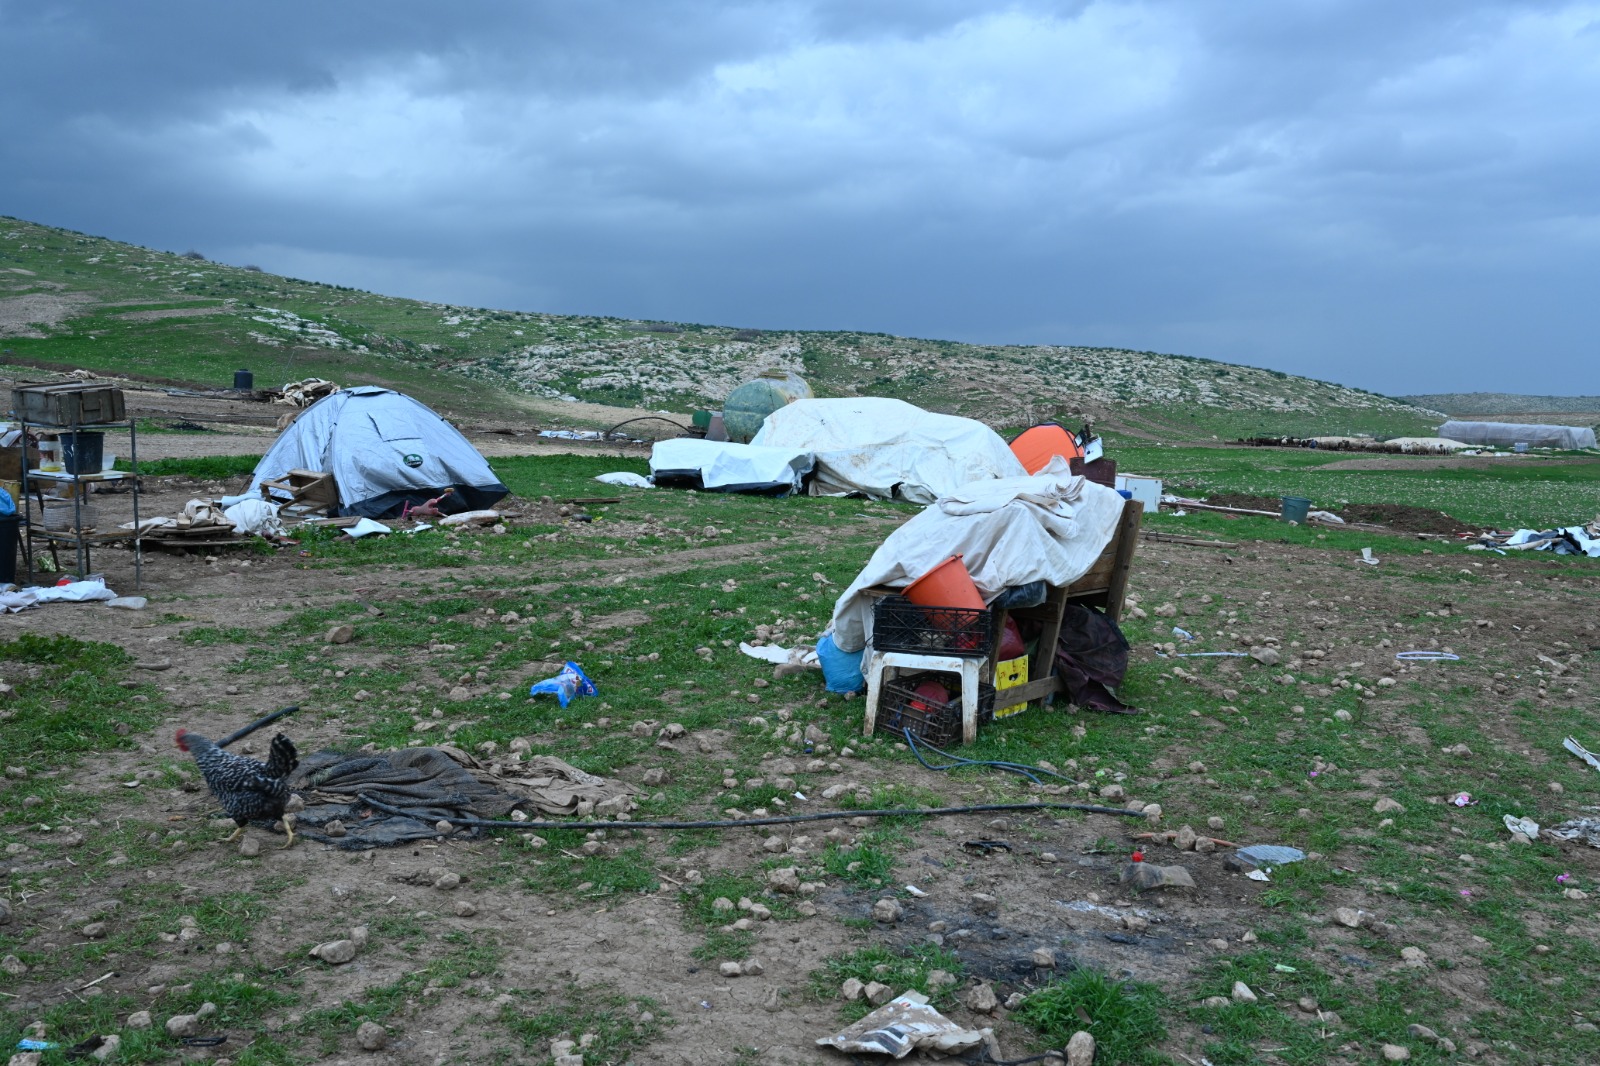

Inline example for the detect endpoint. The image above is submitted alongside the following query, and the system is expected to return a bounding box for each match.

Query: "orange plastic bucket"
[902,554,984,611]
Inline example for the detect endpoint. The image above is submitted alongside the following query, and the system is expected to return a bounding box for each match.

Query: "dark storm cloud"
[3,0,1597,394]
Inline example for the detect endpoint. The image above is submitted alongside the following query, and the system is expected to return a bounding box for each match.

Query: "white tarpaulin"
[1439,420,1597,450]
[750,397,1026,504]
[648,438,814,493]
[829,458,1126,652]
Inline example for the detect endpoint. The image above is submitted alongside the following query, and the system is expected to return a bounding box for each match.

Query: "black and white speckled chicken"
[175,729,300,848]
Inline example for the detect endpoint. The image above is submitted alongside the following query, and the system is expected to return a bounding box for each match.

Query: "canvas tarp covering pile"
[750,397,1027,504]
[287,746,640,849]
[247,386,509,517]
[1438,420,1597,450]
[648,438,814,494]
[828,458,1126,653]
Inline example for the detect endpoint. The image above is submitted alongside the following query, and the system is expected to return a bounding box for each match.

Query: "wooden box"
[11,381,127,427]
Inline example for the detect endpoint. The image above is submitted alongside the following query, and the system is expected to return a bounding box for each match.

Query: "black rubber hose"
[217,705,300,748]
[902,728,1081,786]
[357,794,1142,831]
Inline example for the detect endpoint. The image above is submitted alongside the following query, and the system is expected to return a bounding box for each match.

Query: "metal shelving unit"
[17,417,143,589]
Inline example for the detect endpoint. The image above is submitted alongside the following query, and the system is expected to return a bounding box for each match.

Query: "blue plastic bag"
[528,661,598,708]
[816,632,865,694]
[0,487,14,517]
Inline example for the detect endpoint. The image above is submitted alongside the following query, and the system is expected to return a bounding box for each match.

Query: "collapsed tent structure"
[648,438,813,494]
[1438,420,1597,450]
[749,397,1026,503]
[248,386,509,517]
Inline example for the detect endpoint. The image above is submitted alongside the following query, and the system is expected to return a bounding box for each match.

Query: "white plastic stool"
[862,650,987,746]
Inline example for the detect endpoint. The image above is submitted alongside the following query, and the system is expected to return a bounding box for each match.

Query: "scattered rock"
[1119,862,1195,891]
[1374,797,1406,814]
[719,961,743,977]
[1066,1030,1096,1066]
[1249,646,1280,666]
[1333,907,1366,928]
[927,970,958,989]
[865,981,894,1006]
[970,892,999,916]
[840,978,865,1001]
[1098,784,1126,801]
[1,954,25,977]
[1173,825,1198,851]
[81,921,108,939]
[1202,996,1230,1009]
[166,1014,199,1037]
[239,836,261,857]
[741,959,765,976]
[356,1021,388,1050]
[1381,1044,1410,1062]
[433,872,461,891]
[325,624,354,645]
[91,1035,121,1062]
[1231,981,1257,1003]
[964,983,999,1013]
[1297,997,1319,1013]
[1031,947,1056,969]
[126,1011,151,1030]
[767,867,801,894]
[1407,1024,1441,1043]
[761,986,782,1012]
[453,900,477,918]
[1400,946,1429,968]
[309,939,357,964]
[872,898,904,923]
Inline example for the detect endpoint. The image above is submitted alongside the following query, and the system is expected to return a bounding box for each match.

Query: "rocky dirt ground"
[3,411,1599,1065]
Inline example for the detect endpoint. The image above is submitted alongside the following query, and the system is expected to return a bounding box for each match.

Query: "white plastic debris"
[1563,737,1600,773]
[1502,814,1541,839]
[343,517,392,538]
[738,642,819,668]
[816,991,984,1058]
[1360,547,1379,565]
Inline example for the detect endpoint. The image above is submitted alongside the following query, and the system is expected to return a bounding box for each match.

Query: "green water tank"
[721,369,813,443]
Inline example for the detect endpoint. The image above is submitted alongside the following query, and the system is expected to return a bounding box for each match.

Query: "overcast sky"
[3,1,1597,396]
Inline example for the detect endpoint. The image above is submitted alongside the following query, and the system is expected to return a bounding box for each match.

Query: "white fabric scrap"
[594,471,654,488]
[816,992,984,1059]
[224,499,286,537]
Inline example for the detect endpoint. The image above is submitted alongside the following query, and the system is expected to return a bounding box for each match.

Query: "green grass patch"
[1013,968,1167,1064]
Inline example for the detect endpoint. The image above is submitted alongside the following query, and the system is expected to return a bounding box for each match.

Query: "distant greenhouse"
[1438,420,1597,450]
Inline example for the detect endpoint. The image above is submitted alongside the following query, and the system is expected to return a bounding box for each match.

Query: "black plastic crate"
[876,673,996,748]
[872,595,994,658]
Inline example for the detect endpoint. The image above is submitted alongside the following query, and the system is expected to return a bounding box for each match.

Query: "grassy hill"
[1,216,1439,437]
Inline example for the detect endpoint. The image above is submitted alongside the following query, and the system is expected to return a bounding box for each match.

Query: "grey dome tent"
[248,386,508,518]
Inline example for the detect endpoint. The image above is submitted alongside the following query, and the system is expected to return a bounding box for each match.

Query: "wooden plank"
[992,675,1062,714]
[1100,498,1144,624]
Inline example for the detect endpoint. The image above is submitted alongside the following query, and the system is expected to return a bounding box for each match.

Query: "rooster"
[175,729,300,849]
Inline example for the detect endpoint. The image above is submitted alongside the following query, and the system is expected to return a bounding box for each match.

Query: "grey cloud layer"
[3,0,1596,393]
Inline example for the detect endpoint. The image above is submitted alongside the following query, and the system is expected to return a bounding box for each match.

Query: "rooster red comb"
[174,728,189,751]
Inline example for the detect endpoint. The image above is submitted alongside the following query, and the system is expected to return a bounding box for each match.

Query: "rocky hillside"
[1,215,1438,437]
[1403,393,1600,417]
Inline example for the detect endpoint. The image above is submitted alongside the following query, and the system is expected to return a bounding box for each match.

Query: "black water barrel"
[233,369,254,390]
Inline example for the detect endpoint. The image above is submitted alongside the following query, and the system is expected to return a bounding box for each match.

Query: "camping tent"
[1009,423,1083,473]
[749,398,1026,504]
[247,386,509,517]
[1438,420,1597,450]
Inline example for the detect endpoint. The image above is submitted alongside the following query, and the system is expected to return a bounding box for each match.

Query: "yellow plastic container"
[995,655,1029,691]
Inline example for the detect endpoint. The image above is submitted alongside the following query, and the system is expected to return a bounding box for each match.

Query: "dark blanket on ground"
[284,746,638,850]
[1054,604,1137,714]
